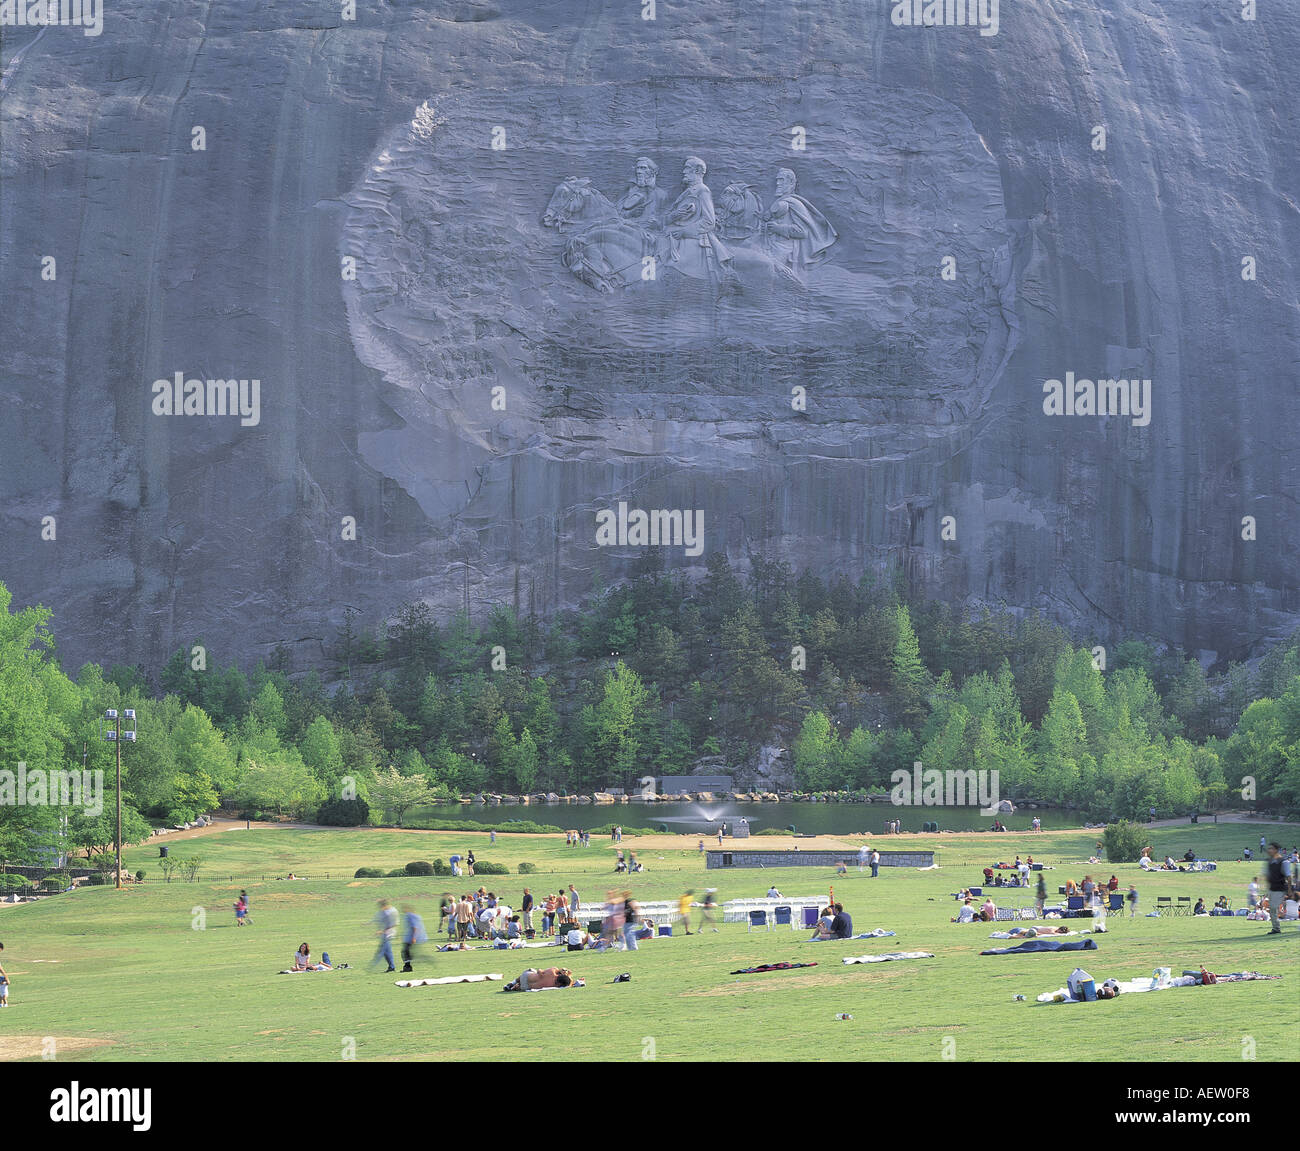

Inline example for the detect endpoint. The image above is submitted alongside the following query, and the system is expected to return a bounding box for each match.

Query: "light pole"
[100,709,137,890]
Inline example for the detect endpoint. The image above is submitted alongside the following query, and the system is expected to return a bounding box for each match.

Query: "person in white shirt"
[1247,879,1259,908]
[767,885,781,898]
[953,900,976,923]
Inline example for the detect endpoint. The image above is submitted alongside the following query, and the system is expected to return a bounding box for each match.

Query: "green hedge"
[402,817,563,834]
[354,867,384,878]
[469,861,509,875]
[518,861,537,874]
[587,822,657,837]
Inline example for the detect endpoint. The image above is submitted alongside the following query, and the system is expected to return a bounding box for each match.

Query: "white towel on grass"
[842,951,934,965]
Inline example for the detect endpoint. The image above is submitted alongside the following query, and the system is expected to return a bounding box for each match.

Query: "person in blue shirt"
[400,904,428,973]
[830,903,853,939]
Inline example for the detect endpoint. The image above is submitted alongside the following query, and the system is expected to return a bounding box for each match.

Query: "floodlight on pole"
[99,707,139,890]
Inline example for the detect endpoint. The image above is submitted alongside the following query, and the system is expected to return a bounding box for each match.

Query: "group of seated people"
[951,896,1000,923]
[613,851,644,874]
[1063,875,1118,899]
[809,903,854,940]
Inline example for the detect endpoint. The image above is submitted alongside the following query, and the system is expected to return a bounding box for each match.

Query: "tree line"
[1,557,1297,861]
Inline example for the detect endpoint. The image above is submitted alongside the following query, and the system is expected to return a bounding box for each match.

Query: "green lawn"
[1,822,1296,1062]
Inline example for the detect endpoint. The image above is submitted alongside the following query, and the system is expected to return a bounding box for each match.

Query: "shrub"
[432,859,451,876]
[401,817,563,834]
[471,861,509,875]
[318,797,371,827]
[755,828,787,836]
[405,860,434,876]
[87,873,108,886]
[1103,819,1147,863]
[518,862,537,874]
[387,868,408,877]
[587,822,656,837]
[135,870,146,882]
[354,867,384,878]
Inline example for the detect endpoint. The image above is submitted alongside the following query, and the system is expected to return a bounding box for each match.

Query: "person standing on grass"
[1264,843,1291,935]
[622,893,640,951]
[678,890,694,934]
[568,884,580,924]
[521,888,534,935]
[0,942,8,1007]
[870,848,880,878]
[372,899,398,972]
[1035,873,1047,917]
[1127,884,1138,917]
[400,904,427,973]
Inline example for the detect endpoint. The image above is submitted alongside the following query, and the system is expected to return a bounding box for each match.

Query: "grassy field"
[0,821,1296,1062]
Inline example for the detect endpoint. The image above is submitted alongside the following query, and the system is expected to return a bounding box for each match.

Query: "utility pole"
[100,710,137,889]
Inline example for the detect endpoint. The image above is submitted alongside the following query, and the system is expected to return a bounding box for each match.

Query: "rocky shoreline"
[453,790,1044,809]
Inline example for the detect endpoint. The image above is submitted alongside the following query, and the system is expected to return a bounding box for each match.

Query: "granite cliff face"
[1,1,1297,669]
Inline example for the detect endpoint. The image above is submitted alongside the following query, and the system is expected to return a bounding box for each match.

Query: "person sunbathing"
[1008,925,1070,937]
[505,966,574,991]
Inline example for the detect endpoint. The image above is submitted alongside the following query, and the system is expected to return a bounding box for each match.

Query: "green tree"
[891,605,932,729]
[368,763,436,826]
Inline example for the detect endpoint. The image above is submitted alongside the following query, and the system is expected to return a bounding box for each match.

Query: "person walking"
[1264,842,1291,935]
[234,891,249,927]
[372,899,398,972]
[0,941,9,1007]
[1035,873,1047,917]
[400,904,428,973]
[678,890,694,935]
[1127,884,1139,917]
[699,888,719,932]
[622,894,640,951]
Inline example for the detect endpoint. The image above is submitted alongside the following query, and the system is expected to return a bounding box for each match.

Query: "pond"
[413,801,1076,837]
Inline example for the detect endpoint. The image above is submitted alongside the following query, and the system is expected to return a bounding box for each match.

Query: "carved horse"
[544,177,655,292]
[716,183,765,242]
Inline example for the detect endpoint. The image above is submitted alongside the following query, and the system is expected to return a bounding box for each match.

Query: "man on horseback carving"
[661,156,734,282]
[616,157,671,226]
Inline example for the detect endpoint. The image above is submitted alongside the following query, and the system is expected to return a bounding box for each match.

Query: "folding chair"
[748,910,770,932]
[801,906,820,928]
[774,905,793,928]
[1175,897,1192,916]
[1156,897,1172,916]
[1108,893,1123,912]
[1066,895,1084,917]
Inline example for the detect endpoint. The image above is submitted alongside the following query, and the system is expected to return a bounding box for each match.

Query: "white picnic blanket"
[396,973,502,987]
[842,951,934,965]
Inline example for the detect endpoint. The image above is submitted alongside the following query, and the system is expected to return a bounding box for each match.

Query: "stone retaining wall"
[706,850,935,869]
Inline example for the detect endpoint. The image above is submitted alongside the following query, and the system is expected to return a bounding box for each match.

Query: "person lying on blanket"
[1008,925,1070,937]
[504,967,574,992]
